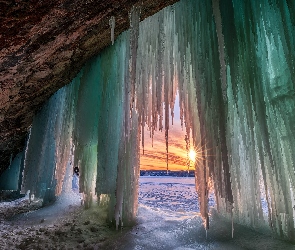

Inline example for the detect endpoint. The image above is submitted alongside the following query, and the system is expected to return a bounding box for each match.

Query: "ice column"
[21,80,79,205]
[109,16,115,45]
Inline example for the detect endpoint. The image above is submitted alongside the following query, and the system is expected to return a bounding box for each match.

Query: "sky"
[140,94,195,171]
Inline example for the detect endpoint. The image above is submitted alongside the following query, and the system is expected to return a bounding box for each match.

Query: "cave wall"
[0,0,178,174]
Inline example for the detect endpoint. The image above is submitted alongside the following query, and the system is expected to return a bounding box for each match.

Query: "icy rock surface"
[3,0,295,241]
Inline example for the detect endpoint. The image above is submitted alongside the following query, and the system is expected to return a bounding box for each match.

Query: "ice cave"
[1,0,295,248]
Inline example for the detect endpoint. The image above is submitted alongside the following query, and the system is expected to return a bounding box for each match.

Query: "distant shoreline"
[140,170,195,177]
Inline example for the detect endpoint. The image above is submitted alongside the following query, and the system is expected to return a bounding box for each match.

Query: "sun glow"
[188,149,196,162]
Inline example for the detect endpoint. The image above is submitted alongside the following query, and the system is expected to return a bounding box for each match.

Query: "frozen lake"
[138,176,215,212]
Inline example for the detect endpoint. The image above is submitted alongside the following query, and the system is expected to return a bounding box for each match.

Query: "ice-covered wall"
[19,26,140,228]
[134,0,295,240]
[0,152,24,191]
[221,0,295,239]
[2,0,294,240]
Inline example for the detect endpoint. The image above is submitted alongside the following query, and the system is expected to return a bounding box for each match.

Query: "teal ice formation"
[1,0,294,240]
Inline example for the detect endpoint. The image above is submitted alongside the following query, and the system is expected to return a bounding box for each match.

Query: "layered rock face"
[0,0,178,174]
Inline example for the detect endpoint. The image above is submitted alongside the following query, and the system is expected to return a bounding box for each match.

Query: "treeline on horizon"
[140,170,195,177]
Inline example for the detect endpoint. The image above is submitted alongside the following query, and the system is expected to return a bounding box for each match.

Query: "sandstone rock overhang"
[0,0,179,174]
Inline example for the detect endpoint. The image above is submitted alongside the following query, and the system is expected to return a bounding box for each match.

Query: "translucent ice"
[9,0,295,241]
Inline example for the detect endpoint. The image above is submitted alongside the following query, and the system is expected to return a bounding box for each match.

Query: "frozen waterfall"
[1,0,294,241]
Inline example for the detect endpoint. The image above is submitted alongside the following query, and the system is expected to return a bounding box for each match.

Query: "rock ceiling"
[0,0,178,173]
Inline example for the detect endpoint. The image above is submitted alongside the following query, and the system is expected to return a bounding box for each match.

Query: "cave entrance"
[138,94,215,215]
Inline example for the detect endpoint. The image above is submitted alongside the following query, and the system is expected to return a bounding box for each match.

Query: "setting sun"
[188,149,196,162]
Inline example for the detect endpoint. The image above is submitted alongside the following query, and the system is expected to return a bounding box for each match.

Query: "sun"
[188,149,196,162]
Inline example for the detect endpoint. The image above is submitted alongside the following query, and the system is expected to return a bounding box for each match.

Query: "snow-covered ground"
[0,191,116,250]
[0,177,294,249]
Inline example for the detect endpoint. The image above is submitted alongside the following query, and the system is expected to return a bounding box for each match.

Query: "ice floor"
[106,177,295,250]
[106,204,295,250]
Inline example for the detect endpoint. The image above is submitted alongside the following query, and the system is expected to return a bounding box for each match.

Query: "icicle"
[9,153,13,166]
[185,134,190,171]
[129,6,140,108]
[212,0,227,100]
[165,126,169,172]
[142,129,144,155]
[109,16,115,45]
[231,212,234,238]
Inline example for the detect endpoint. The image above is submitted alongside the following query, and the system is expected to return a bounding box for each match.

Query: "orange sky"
[140,102,195,171]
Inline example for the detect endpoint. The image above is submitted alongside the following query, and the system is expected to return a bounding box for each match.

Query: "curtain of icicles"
[7,0,293,240]
[21,28,140,229]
